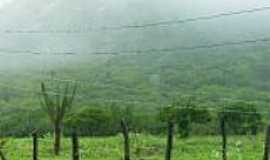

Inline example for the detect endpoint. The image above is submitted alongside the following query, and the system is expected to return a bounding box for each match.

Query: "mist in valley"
[1,0,270,60]
[1,2,270,158]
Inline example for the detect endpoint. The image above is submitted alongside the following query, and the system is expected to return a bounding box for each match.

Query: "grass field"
[1,134,265,160]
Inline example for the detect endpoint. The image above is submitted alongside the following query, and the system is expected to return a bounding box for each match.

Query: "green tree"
[220,100,263,135]
[65,106,115,136]
[160,95,211,138]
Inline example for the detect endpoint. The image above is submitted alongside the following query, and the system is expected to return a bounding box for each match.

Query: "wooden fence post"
[32,132,38,160]
[165,121,174,160]
[220,115,227,160]
[72,131,80,160]
[263,125,270,160]
[121,119,130,160]
[0,139,7,160]
[0,151,6,160]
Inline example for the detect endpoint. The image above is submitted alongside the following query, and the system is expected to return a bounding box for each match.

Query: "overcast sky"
[0,0,13,9]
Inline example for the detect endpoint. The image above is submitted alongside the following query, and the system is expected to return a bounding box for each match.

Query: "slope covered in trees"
[0,46,270,136]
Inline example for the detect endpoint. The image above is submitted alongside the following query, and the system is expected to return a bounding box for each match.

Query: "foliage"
[0,49,270,136]
[159,95,211,137]
[65,106,116,136]
[220,100,263,135]
[0,134,267,160]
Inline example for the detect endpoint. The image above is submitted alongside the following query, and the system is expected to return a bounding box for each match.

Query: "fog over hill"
[1,1,270,135]
[0,0,270,73]
[1,0,270,53]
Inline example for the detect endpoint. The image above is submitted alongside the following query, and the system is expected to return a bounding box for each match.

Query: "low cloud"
[0,0,13,9]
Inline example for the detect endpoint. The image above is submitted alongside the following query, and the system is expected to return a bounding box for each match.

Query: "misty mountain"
[1,0,270,54]
[0,0,270,105]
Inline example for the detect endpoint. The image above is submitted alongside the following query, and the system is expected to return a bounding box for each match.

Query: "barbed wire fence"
[0,107,269,160]
[0,4,270,160]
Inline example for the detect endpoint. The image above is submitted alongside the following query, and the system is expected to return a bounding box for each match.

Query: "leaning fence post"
[72,130,80,160]
[220,114,227,160]
[165,121,174,160]
[0,151,6,160]
[32,131,38,160]
[263,125,270,160]
[121,119,130,160]
[0,139,7,160]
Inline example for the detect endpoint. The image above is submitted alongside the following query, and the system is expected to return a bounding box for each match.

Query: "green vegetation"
[1,48,270,136]
[40,82,77,155]
[1,1,270,159]
[0,134,266,160]
[0,48,270,160]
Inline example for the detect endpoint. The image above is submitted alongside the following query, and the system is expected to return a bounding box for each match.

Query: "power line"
[0,48,119,55]
[117,6,270,29]
[1,36,270,55]
[2,6,270,34]
[0,71,149,94]
[156,37,270,52]
[0,81,269,115]
[0,81,156,105]
[175,106,270,115]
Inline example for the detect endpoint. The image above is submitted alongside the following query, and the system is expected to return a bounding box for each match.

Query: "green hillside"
[1,47,270,136]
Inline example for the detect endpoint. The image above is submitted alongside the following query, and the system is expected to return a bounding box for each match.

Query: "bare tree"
[40,82,76,156]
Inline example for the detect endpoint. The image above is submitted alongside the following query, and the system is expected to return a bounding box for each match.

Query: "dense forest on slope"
[1,46,270,136]
[1,0,270,137]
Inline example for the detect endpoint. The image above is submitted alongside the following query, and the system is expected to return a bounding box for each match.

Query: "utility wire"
[124,37,270,55]
[0,82,156,105]
[0,81,269,115]
[0,36,270,55]
[0,71,148,93]
[174,106,270,115]
[0,77,269,114]
[2,6,270,34]
[116,6,270,29]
